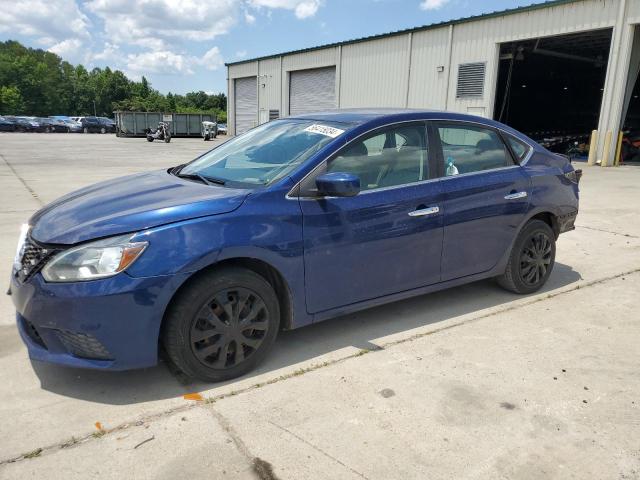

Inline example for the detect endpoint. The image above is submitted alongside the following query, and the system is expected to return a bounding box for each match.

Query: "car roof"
[292,108,488,125]
[289,108,531,142]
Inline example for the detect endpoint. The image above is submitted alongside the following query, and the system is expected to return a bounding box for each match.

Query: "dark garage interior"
[621,25,640,163]
[494,29,613,156]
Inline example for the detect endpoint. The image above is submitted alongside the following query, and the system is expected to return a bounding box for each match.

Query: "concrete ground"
[0,133,638,479]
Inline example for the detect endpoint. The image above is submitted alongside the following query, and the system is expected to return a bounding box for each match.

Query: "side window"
[504,134,530,162]
[326,124,429,191]
[435,123,514,176]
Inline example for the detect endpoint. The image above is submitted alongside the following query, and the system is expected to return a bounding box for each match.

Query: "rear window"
[505,134,530,161]
[435,122,513,176]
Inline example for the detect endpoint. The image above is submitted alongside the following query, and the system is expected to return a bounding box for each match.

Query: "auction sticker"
[304,124,345,138]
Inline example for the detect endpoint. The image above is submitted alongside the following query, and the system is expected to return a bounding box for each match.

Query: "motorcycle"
[202,121,218,141]
[145,122,171,143]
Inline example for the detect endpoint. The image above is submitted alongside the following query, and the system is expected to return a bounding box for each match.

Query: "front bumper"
[10,270,190,371]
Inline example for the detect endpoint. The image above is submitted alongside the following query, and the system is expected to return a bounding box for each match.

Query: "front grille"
[15,236,58,282]
[23,318,47,349]
[56,330,113,360]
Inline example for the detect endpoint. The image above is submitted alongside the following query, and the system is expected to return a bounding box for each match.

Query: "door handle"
[408,206,440,217]
[504,191,527,200]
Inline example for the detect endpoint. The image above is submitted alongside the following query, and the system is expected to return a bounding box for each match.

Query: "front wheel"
[100,127,106,134]
[163,267,280,382]
[497,219,556,294]
[146,136,154,142]
[164,135,171,143]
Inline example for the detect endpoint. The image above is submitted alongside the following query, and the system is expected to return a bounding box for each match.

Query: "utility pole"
[93,100,97,116]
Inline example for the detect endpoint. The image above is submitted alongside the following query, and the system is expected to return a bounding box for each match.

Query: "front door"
[298,122,444,314]
[431,121,531,281]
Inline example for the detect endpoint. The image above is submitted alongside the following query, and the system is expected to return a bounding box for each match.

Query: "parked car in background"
[0,116,16,132]
[12,117,41,132]
[217,123,227,135]
[77,116,104,133]
[10,110,580,382]
[35,118,68,133]
[97,117,116,133]
[60,118,83,133]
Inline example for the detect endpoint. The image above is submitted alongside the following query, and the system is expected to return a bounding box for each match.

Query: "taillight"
[564,169,582,184]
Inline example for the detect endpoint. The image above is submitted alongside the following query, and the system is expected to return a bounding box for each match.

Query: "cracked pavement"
[0,133,639,479]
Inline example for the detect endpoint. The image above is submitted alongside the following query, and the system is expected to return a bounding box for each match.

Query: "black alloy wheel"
[497,219,556,294]
[190,287,269,369]
[163,267,280,382]
[519,232,552,286]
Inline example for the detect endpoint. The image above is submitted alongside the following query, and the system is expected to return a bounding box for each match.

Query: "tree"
[0,85,23,114]
[0,40,227,116]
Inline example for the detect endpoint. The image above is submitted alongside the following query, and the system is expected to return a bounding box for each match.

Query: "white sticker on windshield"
[304,124,345,138]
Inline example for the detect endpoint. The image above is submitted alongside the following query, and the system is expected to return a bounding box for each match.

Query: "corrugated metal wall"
[227,0,627,143]
[340,35,410,108]
[258,57,281,124]
[408,26,451,109]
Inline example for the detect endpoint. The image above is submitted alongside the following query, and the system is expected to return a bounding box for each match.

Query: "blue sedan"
[10,109,580,381]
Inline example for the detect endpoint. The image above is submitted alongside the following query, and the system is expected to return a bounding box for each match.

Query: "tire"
[163,267,280,382]
[147,136,154,142]
[164,136,171,143]
[497,219,556,294]
[204,134,209,141]
[100,127,106,134]
[83,127,88,134]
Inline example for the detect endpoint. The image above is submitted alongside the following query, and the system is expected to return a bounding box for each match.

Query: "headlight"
[13,224,30,273]
[41,234,148,282]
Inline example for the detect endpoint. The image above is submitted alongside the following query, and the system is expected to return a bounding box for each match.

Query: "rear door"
[298,122,444,314]
[431,121,531,281]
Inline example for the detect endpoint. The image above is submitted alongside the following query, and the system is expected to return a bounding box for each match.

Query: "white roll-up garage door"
[234,77,257,135]
[289,67,336,116]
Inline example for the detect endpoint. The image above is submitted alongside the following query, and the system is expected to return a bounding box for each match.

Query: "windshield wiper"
[176,172,226,186]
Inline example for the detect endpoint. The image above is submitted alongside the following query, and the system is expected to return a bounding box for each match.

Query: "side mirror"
[315,172,360,197]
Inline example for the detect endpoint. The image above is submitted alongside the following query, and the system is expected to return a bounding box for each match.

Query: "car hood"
[30,170,251,245]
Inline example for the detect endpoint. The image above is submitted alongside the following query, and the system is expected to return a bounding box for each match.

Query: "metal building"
[226,0,640,166]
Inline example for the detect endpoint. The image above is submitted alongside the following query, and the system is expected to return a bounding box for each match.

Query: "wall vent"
[456,62,486,98]
[269,109,280,120]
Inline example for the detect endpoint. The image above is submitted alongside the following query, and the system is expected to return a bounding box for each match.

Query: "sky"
[0,0,549,95]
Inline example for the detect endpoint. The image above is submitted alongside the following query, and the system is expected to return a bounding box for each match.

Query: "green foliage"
[0,40,226,118]
[0,85,23,113]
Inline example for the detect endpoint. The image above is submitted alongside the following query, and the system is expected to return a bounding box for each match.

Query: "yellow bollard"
[601,130,612,167]
[614,131,623,166]
[587,130,598,166]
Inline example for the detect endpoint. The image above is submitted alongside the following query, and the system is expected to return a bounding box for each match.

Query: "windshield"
[179,119,348,187]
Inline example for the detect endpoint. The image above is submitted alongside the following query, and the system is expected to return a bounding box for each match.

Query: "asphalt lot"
[0,132,639,479]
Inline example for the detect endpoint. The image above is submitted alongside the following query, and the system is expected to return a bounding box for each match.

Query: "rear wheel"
[83,127,88,134]
[100,127,106,134]
[163,267,280,382]
[497,219,556,294]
